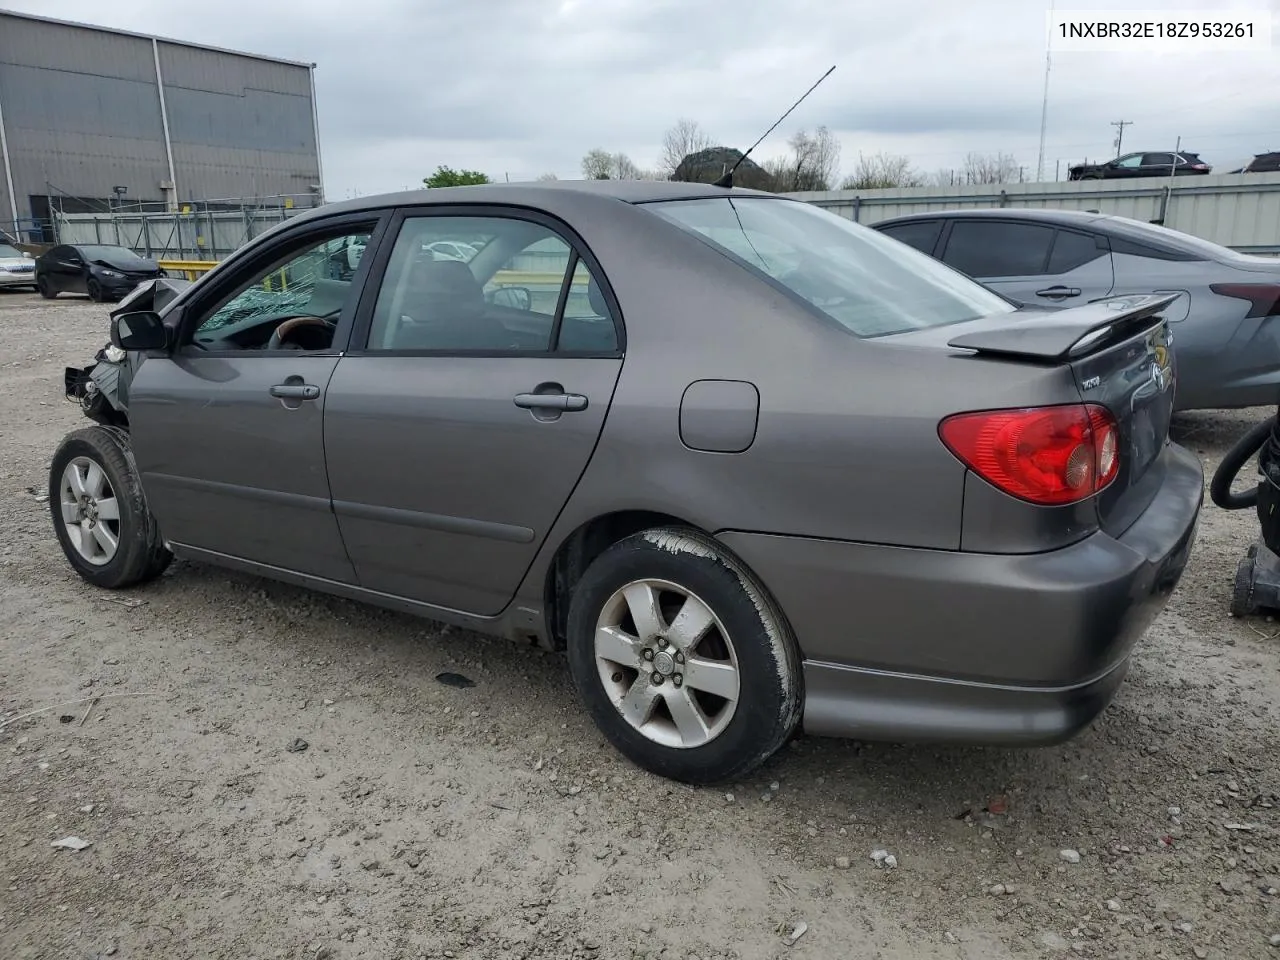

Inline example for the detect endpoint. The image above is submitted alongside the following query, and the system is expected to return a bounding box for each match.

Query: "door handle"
[269,383,320,400]
[1036,286,1081,299]
[514,392,588,412]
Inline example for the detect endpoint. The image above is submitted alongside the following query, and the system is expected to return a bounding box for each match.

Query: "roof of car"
[302,179,776,221]
[874,208,1109,227]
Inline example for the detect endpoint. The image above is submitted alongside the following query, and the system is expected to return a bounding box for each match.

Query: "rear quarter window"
[645,197,1015,338]
[875,219,942,255]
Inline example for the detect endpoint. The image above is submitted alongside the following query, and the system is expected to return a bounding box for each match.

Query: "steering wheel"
[267,316,336,351]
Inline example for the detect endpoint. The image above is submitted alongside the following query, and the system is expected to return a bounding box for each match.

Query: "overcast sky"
[10,0,1280,196]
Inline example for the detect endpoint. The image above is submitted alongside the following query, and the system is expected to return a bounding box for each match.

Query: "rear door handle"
[269,383,320,400]
[1036,285,1082,299]
[514,392,588,412]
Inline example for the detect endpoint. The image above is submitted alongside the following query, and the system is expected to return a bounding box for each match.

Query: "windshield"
[77,245,151,266]
[645,197,1014,337]
[0,244,22,258]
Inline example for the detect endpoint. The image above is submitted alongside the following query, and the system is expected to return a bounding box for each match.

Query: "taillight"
[939,404,1121,506]
[1210,282,1280,318]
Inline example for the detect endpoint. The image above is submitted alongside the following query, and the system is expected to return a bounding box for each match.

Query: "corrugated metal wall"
[791,173,1280,253]
[0,12,319,235]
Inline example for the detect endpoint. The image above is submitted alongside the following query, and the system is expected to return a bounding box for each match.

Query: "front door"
[324,210,624,615]
[939,219,1115,307]
[127,213,386,581]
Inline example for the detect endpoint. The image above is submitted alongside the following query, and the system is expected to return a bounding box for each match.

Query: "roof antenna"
[713,65,836,188]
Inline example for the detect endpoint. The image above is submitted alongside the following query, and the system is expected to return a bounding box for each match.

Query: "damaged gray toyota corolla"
[50,181,1202,784]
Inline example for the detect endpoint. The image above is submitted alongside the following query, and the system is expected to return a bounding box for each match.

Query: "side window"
[877,220,942,255]
[1143,153,1174,167]
[941,221,1055,278]
[1047,230,1105,274]
[190,227,374,351]
[366,215,602,353]
[557,259,618,353]
[1114,154,1143,169]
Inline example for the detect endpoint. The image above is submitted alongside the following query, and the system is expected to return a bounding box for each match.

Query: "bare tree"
[840,152,924,189]
[764,126,842,192]
[580,149,642,180]
[536,171,559,181]
[961,151,1021,185]
[660,119,714,176]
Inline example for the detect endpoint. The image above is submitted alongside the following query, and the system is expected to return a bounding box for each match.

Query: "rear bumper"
[718,442,1203,745]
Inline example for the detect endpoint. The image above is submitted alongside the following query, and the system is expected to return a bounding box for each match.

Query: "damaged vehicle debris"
[64,277,192,428]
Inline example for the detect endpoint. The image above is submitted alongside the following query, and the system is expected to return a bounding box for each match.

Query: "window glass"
[0,243,22,258]
[367,216,573,352]
[647,197,1014,338]
[877,220,942,255]
[192,228,373,350]
[1047,230,1104,274]
[556,259,618,352]
[1143,153,1174,166]
[1114,154,1143,168]
[941,221,1055,278]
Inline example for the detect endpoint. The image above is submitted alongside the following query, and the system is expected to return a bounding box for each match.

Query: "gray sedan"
[872,208,1280,411]
[50,181,1201,784]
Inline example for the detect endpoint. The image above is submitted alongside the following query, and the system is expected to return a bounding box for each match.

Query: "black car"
[1229,152,1280,174]
[35,244,164,302]
[1068,151,1211,180]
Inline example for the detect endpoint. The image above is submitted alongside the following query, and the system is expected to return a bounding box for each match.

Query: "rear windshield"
[645,197,1014,337]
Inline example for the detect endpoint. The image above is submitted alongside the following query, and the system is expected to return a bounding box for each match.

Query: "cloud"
[9,0,1279,194]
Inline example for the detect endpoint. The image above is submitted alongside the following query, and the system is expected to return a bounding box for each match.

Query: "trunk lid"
[944,293,1179,536]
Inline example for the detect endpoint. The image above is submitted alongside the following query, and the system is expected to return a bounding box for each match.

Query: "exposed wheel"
[1230,557,1257,619]
[566,527,802,785]
[49,426,172,590]
[37,275,56,299]
[87,279,103,302]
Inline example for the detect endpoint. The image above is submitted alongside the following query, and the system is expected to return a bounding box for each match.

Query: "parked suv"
[1068,151,1211,180]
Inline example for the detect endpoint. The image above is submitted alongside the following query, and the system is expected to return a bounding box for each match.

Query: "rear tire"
[37,275,56,299]
[49,426,172,590]
[565,527,802,785]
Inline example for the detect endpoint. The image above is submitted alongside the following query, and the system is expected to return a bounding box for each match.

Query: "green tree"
[423,165,491,188]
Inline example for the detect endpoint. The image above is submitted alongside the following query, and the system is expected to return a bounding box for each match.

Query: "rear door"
[323,208,624,616]
[939,219,1115,306]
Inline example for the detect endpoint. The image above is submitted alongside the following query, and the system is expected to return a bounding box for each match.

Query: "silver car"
[0,240,37,290]
[872,208,1280,411]
[50,182,1202,784]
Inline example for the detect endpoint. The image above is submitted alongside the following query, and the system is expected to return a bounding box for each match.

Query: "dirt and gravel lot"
[1,290,1279,960]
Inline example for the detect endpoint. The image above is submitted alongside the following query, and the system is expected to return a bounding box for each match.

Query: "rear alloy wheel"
[49,426,172,590]
[566,527,802,784]
[86,278,103,302]
[37,275,56,299]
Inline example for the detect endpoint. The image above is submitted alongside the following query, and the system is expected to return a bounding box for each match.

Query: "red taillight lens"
[939,404,1121,506]
[1210,282,1280,318]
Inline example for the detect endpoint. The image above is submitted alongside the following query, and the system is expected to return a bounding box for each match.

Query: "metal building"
[0,9,323,241]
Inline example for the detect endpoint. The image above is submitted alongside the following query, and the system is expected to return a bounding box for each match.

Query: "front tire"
[86,278,103,302]
[49,426,172,590]
[566,527,802,784]
[37,275,56,299]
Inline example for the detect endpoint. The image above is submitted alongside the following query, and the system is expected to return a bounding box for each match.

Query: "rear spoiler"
[947,293,1179,363]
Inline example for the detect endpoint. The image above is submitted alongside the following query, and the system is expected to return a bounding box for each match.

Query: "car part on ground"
[871,207,1280,411]
[1209,403,1280,617]
[50,181,1202,783]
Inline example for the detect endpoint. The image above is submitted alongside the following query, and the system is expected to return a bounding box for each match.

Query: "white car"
[424,240,479,262]
[0,241,37,290]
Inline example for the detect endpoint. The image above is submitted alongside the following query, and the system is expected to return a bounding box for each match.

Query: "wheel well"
[544,511,701,650]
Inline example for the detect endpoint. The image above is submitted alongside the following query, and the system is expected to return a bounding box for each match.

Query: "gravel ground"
[2,290,1279,960]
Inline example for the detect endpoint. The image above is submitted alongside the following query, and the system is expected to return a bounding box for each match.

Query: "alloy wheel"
[59,456,120,566]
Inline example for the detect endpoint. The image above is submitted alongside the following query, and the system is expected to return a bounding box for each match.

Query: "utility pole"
[1111,120,1133,157]
[1035,0,1055,182]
